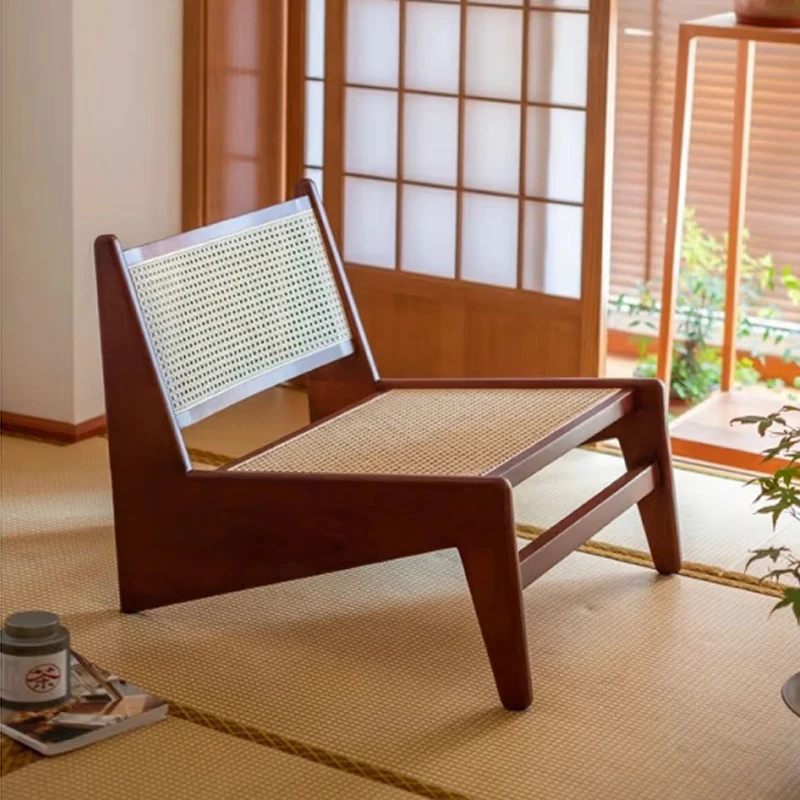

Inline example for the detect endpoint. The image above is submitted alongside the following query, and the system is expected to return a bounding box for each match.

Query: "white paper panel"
[305,80,325,168]
[528,11,589,108]
[405,2,461,94]
[402,185,456,279]
[463,101,520,194]
[347,0,399,87]
[474,0,523,5]
[226,75,258,157]
[304,168,324,200]
[523,201,583,298]
[526,107,585,203]
[403,94,459,186]
[461,193,518,288]
[345,88,398,178]
[465,7,523,101]
[344,177,396,269]
[533,0,589,8]
[306,0,326,79]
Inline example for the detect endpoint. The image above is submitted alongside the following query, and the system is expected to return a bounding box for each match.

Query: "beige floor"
[1,425,799,800]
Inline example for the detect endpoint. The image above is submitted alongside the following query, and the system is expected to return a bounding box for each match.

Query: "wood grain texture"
[0,413,106,444]
[286,0,307,197]
[258,0,289,207]
[323,0,346,244]
[181,0,207,231]
[617,381,682,574]
[203,0,288,224]
[348,266,585,378]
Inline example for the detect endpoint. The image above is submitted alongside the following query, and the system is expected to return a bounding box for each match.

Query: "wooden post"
[721,40,755,391]
[657,27,697,385]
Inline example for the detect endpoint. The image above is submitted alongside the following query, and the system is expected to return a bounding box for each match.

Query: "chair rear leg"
[617,382,682,575]
[459,534,532,711]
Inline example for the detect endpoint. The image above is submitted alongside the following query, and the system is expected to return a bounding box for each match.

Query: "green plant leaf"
[771,588,800,623]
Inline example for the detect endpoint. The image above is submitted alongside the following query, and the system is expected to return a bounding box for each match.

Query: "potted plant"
[732,406,800,715]
[614,208,798,407]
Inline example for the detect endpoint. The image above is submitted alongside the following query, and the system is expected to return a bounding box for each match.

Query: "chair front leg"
[459,527,532,711]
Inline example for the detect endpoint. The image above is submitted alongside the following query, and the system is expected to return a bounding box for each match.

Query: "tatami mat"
[2,433,799,800]
[1,717,412,799]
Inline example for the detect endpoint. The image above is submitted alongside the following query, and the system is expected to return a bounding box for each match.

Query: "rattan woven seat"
[95,180,681,712]
[232,388,619,477]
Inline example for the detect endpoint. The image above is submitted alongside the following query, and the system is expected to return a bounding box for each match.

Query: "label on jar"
[1,650,69,705]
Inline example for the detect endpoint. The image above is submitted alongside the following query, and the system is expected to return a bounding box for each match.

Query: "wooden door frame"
[581,0,617,376]
[182,0,207,232]
[182,0,289,228]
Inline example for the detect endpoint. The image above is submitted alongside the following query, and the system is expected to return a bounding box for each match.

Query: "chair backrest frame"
[119,185,369,428]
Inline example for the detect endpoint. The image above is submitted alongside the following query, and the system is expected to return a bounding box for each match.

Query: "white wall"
[1,0,75,421]
[71,0,183,422]
[0,0,183,423]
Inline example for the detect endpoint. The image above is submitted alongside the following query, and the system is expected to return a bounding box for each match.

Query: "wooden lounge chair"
[94,180,681,711]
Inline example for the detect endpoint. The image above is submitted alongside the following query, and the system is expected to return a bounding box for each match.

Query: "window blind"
[611,1,800,320]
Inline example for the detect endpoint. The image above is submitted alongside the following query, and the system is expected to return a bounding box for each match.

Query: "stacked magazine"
[1,652,167,756]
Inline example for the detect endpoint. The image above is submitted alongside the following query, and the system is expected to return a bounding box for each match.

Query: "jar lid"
[3,610,62,640]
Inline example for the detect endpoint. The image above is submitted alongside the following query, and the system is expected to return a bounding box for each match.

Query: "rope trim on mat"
[0,737,40,777]
[516,523,784,599]
[170,703,473,800]
[1,705,473,800]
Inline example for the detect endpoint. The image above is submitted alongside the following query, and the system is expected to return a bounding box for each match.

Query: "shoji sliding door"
[301,0,616,377]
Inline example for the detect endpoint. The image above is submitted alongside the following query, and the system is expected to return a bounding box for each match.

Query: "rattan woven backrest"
[124,197,353,426]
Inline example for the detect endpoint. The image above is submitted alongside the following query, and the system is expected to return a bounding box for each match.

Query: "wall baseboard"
[0,412,107,444]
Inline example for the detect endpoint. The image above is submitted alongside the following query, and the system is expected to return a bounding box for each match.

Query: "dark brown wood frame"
[95,180,681,711]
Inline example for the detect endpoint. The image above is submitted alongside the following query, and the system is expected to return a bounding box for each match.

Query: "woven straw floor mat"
[3,436,799,800]
[1,717,409,799]
[232,388,618,475]
[516,447,800,573]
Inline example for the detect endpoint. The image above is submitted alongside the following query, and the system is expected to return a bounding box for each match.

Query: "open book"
[1,652,167,756]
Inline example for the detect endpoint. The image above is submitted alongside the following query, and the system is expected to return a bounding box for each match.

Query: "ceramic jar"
[0,611,71,711]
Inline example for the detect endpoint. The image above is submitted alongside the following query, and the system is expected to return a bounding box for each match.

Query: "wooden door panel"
[348,267,467,377]
[348,266,581,378]
[465,303,582,378]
